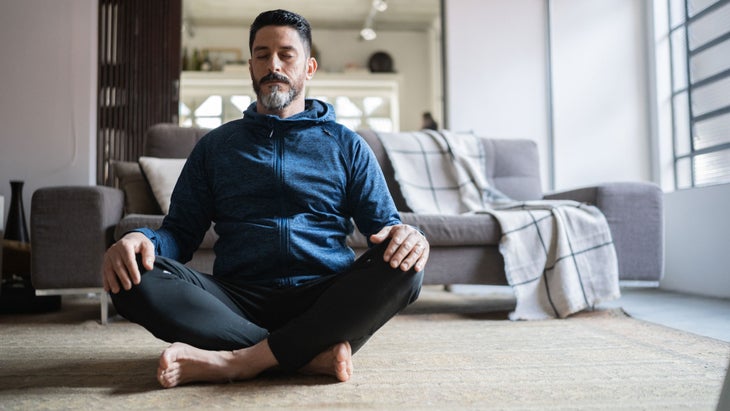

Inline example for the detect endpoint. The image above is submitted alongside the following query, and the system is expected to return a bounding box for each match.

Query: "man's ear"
[306,57,317,80]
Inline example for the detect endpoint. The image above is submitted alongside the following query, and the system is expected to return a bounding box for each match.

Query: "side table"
[1,239,61,314]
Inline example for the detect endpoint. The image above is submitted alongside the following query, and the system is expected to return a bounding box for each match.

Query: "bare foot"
[157,341,277,388]
[300,341,353,382]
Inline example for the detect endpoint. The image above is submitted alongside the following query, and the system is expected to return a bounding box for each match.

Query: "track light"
[361,0,387,41]
[360,27,377,41]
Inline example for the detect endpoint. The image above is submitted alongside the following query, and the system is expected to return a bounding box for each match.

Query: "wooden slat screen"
[97,0,182,186]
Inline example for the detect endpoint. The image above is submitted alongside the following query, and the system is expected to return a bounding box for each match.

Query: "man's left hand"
[370,224,430,272]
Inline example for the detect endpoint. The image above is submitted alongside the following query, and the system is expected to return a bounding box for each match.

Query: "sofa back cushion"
[118,124,543,216]
[480,138,543,201]
[356,129,543,206]
[114,124,209,215]
[144,123,210,158]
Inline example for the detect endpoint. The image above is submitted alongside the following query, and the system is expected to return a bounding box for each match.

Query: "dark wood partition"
[97,0,182,186]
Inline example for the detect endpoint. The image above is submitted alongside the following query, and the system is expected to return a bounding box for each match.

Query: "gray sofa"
[30,123,664,322]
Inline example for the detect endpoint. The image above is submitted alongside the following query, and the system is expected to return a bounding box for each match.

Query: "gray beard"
[258,84,298,111]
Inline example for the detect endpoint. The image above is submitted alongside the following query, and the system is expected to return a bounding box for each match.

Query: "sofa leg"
[100,291,109,325]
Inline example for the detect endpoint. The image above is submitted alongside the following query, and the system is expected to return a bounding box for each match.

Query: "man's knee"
[405,270,424,305]
[109,266,168,321]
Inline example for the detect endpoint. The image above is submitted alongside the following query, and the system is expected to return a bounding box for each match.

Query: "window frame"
[668,0,730,188]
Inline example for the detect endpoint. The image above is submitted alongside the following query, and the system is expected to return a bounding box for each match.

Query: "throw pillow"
[138,157,187,215]
[112,160,162,215]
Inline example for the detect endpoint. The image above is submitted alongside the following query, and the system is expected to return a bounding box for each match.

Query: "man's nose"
[268,55,282,72]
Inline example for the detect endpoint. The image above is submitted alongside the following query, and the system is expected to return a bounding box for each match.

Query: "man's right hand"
[102,232,156,294]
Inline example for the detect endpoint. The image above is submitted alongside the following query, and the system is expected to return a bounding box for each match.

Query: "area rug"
[0,287,727,410]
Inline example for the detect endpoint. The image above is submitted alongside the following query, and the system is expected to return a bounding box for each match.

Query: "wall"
[444,0,551,190]
[662,184,730,299]
[0,0,98,225]
[444,0,651,192]
[550,0,651,189]
[183,25,438,132]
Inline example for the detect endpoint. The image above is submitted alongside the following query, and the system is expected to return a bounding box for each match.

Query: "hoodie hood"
[242,98,335,130]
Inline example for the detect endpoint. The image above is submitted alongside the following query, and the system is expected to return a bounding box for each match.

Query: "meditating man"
[102,9,428,388]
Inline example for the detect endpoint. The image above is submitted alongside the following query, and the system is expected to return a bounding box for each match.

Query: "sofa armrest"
[30,186,124,289]
[544,182,664,281]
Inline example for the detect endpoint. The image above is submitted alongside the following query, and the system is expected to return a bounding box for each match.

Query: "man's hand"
[370,224,429,272]
[102,232,155,294]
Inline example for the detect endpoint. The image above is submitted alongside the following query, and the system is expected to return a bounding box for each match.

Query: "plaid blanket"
[376,130,620,319]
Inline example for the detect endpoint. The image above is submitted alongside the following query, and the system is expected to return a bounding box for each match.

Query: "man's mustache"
[259,72,290,85]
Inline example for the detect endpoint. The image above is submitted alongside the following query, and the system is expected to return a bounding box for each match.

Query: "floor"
[450,284,730,343]
[600,286,730,343]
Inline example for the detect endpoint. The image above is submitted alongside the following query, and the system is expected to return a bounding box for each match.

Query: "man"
[102,9,429,388]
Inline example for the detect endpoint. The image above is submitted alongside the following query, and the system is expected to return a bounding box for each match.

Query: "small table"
[1,239,61,314]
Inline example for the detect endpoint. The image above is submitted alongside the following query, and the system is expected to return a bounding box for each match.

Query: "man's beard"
[253,72,301,111]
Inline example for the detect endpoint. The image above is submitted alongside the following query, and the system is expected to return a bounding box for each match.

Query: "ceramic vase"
[4,181,29,244]
[2,181,31,286]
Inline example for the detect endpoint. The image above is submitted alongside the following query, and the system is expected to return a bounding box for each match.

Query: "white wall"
[550,0,652,189]
[662,184,730,299]
[184,25,439,132]
[0,0,98,225]
[444,0,651,192]
[444,0,551,190]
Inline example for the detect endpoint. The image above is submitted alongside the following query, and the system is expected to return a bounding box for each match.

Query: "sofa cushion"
[481,138,542,201]
[356,130,543,209]
[112,160,162,215]
[348,212,502,248]
[138,157,187,215]
[144,123,209,158]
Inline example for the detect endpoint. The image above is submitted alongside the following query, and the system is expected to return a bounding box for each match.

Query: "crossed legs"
[111,248,423,388]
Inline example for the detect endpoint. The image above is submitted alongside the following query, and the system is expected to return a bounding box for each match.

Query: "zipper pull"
[269,129,274,139]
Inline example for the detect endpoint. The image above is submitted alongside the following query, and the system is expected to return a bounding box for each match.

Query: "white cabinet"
[180,70,401,132]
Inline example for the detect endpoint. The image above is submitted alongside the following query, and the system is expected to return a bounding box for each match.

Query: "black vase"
[4,181,29,244]
[2,181,32,287]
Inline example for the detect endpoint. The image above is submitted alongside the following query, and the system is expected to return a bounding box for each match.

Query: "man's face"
[249,25,316,116]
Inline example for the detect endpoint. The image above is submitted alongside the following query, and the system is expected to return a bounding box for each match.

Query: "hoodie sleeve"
[346,131,402,239]
[133,136,214,262]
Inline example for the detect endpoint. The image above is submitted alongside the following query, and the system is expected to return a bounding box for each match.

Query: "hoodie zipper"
[271,127,290,277]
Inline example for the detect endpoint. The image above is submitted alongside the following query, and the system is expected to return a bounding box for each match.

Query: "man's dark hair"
[249,9,312,57]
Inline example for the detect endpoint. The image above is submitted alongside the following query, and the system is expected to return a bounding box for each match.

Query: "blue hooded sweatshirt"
[135,99,401,287]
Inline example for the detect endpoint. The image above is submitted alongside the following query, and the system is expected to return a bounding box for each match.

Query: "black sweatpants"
[110,242,424,370]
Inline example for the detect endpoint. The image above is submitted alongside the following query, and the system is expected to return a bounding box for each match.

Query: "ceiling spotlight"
[373,0,388,12]
[360,27,377,41]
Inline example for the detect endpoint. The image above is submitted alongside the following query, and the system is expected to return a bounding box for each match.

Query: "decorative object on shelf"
[368,51,394,73]
[1,180,60,313]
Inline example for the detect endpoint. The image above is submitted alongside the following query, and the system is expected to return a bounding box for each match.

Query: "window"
[668,0,730,188]
[179,71,400,132]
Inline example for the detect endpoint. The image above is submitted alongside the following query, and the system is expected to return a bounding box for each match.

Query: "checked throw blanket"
[376,130,620,319]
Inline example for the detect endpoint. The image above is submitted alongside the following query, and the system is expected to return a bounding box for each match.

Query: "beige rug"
[0,286,728,410]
